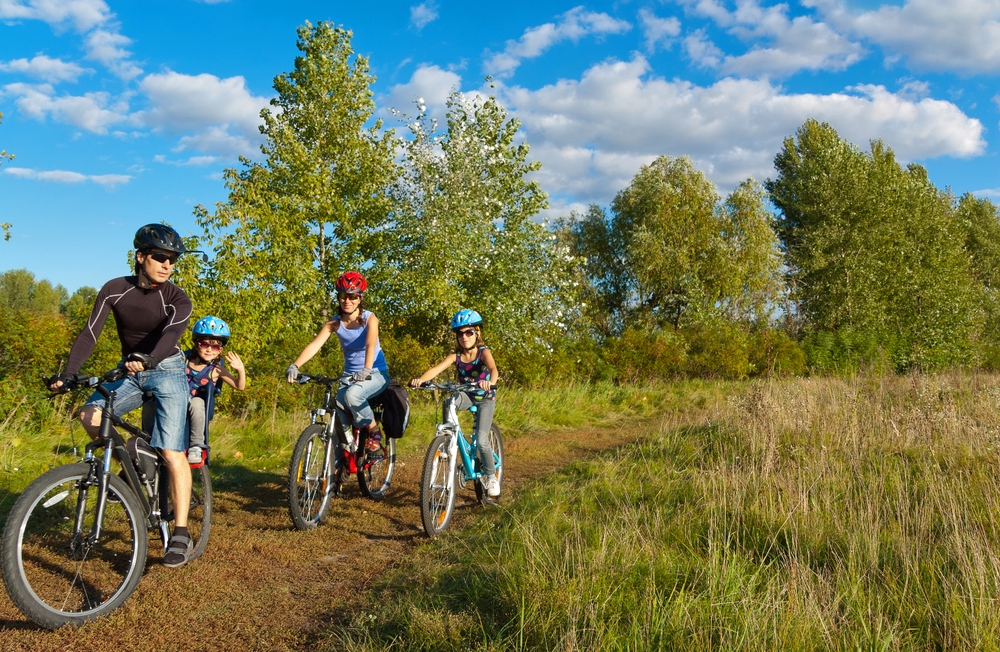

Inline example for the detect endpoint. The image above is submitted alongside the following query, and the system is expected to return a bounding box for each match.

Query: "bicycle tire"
[474,423,505,505]
[1,463,148,629]
[357,436,395,501]
[186,463,212,561]
[287,425,334,530]
[420,435,457,537]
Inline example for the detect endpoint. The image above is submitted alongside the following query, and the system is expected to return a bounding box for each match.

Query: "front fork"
[74,438,116,549]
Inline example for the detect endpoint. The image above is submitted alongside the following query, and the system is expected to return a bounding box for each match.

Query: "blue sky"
[1,0,999,292]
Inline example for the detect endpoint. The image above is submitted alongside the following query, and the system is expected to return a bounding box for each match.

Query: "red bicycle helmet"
[336,271,367,294]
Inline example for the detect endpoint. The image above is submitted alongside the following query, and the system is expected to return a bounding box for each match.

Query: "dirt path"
[0,422,656,651]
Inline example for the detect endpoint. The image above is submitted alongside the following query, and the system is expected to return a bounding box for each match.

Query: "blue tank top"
[336,310,388,373]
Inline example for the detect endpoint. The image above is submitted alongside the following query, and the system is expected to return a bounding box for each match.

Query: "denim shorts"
[84,352,190,452]
[335,370,388,430]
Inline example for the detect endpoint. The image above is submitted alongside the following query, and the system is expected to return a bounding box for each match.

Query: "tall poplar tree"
[192,22,397,348]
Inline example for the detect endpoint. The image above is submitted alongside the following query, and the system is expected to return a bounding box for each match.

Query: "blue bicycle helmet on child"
[451,309,483,331]
[192,316,230,344]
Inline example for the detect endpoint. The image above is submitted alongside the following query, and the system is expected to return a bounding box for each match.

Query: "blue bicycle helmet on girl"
[451,309,483,331]
[192,316,230,344]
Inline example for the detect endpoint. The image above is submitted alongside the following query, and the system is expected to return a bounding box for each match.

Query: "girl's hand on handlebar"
[478,380,494,391]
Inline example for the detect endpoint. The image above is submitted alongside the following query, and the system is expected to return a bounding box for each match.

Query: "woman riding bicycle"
[48,223,197,568]
[410,309,500,498]
[286,272,389,451]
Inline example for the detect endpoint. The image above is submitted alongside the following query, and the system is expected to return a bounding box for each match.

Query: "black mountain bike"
[0,354,212,629]
[287,373,395,530]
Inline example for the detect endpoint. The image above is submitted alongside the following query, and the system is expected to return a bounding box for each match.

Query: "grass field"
[316,372,1000,651]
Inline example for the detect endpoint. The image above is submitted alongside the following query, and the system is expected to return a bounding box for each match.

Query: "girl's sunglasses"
[148,252,179,265]
[457,329,477,338]
[196,341,223,352]
[337,293,360,301]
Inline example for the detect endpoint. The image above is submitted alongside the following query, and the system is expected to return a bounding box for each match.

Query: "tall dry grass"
[328,372,1000,651]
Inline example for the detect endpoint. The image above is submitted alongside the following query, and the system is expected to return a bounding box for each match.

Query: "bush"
[748,329,806,377]
[682,323,751,380]
[800,327,897,374]
[604,328,687,383]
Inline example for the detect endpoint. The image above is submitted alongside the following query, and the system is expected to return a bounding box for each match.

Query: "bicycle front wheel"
[288,425,334,530]
[1,463,148,629]
[358,436,396,501]
[475,423,505,505]
[186,463,212,561]
[420,435,457,537]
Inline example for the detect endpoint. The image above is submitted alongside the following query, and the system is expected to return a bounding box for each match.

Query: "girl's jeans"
[336,370,388,432]
[445,392,496,477]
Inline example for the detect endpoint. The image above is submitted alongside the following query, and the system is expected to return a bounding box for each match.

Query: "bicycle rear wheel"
[475,423,505,505]
[357,436,395,501]
[420,435,457,537]
[1,463,148,629]
[288,425,334,530]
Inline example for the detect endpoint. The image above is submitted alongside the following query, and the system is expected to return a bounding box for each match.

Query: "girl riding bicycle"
[410,309,500,498]
[185,316,247,465]
[286,272,389,451]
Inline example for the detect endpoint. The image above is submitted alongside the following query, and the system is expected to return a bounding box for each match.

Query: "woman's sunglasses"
[147,252,179,265]
[196,341,223,352]
[337,293,361,301]
[457,329,478,338]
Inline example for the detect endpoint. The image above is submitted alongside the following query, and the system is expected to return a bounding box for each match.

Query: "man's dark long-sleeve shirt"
[66,276,193,374]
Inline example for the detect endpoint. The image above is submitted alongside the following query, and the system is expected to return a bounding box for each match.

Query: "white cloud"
[484,7,631,78]
[0,0,111,32]
[974,187,1000,197]
[3,165,130,187]
[0,55,91,82]
[3,81,128,132]
[153,154,221,166]
[410,2,438,30]
[137,70,270,157]
[678,0,864,77]
[685,29,724,68]
[500,55,985,200]
[384,64,462,115]
[639,8,681,53]
[811,0,1000,74]
[0,1,141,78]
[84,26,141,79]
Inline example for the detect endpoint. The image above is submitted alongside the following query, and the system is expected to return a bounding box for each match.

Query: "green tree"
[381,90,577,361]
[193,21,397,352]
[766,119,980,369]
[959,194,1000,344]
[566,156,782,335]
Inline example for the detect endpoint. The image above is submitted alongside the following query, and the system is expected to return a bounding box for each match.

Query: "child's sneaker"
[187,446,203,465]
[487,476,500,498]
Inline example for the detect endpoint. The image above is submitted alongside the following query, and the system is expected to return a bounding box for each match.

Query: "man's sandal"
[162,534,192,568]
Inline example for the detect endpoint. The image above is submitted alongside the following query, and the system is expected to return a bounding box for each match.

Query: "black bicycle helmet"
[134,224,187,254]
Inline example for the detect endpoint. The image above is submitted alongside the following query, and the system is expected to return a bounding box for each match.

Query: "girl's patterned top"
[455,346,495,400]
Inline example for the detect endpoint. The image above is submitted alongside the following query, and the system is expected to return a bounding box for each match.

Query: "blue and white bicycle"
[412,382,504,537]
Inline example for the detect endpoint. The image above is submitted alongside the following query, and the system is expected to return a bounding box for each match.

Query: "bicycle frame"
[435,392,495,492]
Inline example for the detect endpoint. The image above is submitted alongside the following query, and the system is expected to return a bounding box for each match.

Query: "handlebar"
[45,352,158,394]
[293,373,354,387]
[410,381,496,393]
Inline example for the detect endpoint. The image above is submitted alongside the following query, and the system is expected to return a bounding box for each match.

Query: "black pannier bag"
[370,379,410,439]
[126,436,158,481]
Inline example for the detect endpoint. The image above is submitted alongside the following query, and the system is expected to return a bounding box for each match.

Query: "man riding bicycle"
[49,223,196,568]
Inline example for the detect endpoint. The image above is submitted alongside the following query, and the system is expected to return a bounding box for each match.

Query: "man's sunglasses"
[457,329,478,338]
[196,340,223,352]
[337,293,361,301]
[148,252,179,265]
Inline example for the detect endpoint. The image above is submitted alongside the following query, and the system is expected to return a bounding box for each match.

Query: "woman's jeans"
[335,370,388,432]
[445,392,496,477]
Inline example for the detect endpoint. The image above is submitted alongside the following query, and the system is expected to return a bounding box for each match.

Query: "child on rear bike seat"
[185,316,246,465]
[410,309,500,498]
[285,271,390,453]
